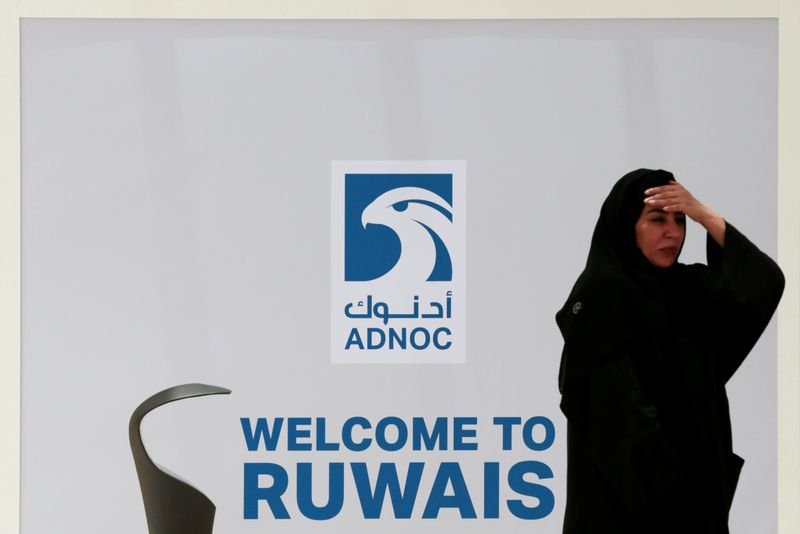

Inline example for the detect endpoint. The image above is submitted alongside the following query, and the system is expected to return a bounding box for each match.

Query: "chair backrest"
[129,383,231,534]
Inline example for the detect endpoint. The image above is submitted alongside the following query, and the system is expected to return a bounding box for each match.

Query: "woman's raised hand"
[644,181,705,220]
[644,181,726,246]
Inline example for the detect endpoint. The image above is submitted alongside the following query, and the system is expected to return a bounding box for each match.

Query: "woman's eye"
[651,217,665,223]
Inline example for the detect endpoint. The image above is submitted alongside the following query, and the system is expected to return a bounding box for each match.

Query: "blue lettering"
[389,328,407,349]
[297,462,344,520]
[493,417,522,450]
[433,327,452,349]
[412,417,447,451]
[240,417,283,451]
[422,462,477,519]
[410,328,430,349]
[507,461,554,520]
[375,417,408,451]
[315,417,340,451]
[243,463,290,519]
[287,417,312,451]
[345,328,364,350]
[522,416,555,451]
[367,328,385,349]
[453,417,478,450]
[344,328,452,350]
[342,417,372,451]
[484,462,500,519]
[352,462,424,519]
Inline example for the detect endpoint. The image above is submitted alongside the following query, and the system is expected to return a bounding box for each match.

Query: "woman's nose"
[664,217,681,237]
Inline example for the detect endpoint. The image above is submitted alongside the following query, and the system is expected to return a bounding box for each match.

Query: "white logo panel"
[331,161,466,364]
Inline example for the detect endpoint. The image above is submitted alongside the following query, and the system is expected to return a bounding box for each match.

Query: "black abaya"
[556,170,784,534]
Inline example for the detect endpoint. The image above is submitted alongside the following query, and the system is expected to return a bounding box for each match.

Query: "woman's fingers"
[645,193,683,207]
[647,197,683,209]
[644,181,708,220]
[644,179,725,241]
[644,182,686,200]
[644,180,679,195]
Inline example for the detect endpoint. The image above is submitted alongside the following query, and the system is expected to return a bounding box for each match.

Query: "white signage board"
[20,19,777,533]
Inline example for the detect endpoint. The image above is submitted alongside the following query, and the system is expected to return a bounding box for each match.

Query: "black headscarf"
[585,168,682,276]
[556,169,785,534]
[556,169,682,392]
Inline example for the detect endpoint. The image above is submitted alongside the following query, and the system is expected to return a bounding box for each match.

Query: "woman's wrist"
[695,207,726,247]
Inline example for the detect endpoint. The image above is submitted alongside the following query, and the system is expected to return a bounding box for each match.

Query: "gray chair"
[129,383,231,534]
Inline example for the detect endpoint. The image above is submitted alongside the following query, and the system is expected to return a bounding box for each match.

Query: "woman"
[556,169,784,533]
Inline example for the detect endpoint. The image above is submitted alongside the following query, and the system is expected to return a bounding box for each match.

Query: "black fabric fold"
[557,169,784,534]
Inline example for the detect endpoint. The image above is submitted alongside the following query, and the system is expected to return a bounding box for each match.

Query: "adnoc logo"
[345,175,453,282]
[332,162,466,364]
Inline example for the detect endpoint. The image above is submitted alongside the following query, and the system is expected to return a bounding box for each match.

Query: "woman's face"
[634,205,686,267]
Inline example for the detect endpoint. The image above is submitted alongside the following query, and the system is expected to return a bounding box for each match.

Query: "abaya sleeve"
[558,275,682,513]
[703,222,784,382]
